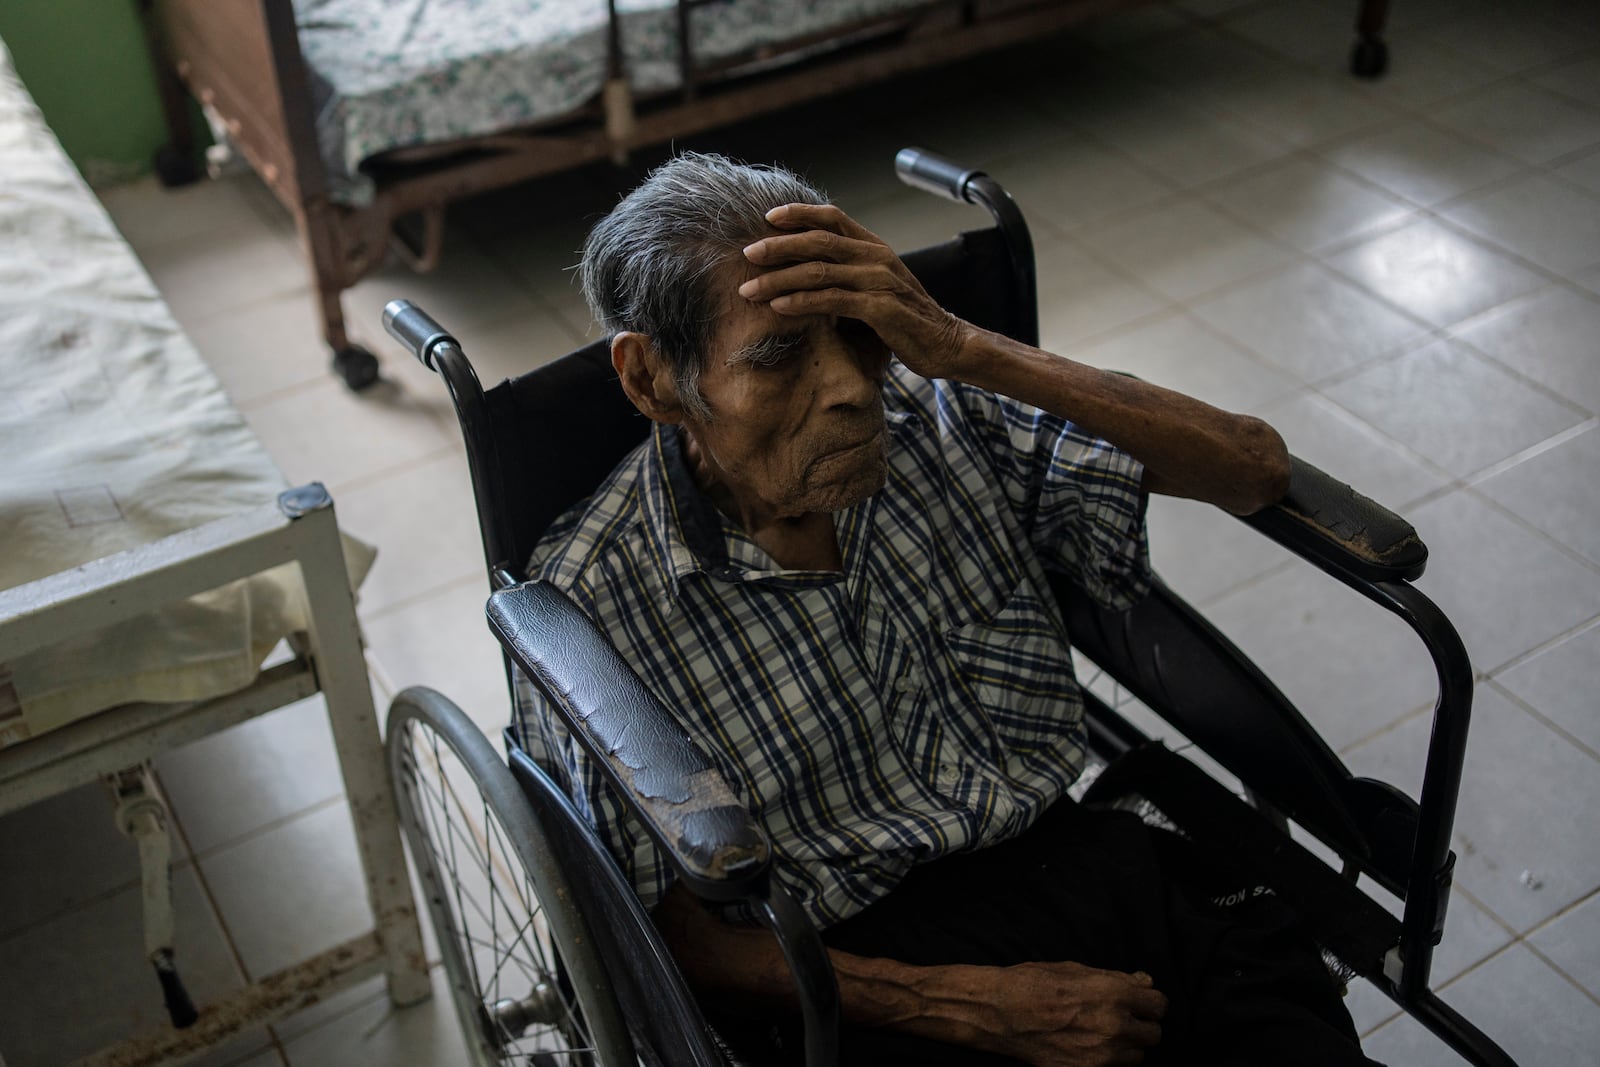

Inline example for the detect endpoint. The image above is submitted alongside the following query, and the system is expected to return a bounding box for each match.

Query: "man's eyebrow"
[725,330,809,367]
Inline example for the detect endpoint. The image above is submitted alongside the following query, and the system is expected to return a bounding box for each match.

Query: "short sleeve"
[945,382,1152,610]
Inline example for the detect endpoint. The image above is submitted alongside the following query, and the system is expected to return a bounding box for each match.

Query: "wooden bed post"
[1352,0,1390,78]
[149,0,385,390]
[135,0,202,187]
[256,0,382,389]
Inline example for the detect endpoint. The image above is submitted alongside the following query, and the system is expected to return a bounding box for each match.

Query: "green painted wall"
[0,0,169,185]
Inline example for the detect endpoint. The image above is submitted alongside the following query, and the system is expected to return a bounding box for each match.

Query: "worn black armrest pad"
[486,581,771,901]
[1242,455,1427,583]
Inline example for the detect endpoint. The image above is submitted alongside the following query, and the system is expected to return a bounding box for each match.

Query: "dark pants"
[725,801,1382,1066]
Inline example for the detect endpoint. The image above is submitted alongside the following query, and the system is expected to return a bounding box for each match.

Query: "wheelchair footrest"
[1085,743,1401,980]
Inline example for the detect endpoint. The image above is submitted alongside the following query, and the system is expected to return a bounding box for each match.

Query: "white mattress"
[0,40,373,748]
[293,0,934,202]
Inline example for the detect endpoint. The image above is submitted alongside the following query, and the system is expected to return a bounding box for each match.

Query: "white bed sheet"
[0,40,372,748]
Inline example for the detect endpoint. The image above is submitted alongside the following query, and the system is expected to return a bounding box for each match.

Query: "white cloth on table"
[0,39,373,748]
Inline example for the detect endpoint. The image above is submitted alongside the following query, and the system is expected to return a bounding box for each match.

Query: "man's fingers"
[764,202,883,244]
[1127,987,1168,1021]
[744,228,889,268]
[739,261,886,302]
[765,286,885,321]
[1120,1018,1163,1048]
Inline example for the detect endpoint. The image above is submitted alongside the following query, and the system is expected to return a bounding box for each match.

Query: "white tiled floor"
[5,0,1599,1063]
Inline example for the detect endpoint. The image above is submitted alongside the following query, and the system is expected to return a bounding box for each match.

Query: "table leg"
[291,498,430,1006]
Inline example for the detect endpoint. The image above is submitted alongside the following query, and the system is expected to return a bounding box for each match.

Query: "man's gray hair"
[579,152,828,419]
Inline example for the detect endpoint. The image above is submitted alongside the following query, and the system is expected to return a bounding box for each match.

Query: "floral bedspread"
[293,0,932,202]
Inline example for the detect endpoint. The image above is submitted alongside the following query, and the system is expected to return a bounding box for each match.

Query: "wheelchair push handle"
[895,147,986,203]
[383,299,459,372]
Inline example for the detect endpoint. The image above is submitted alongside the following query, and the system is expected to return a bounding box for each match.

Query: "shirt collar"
[639,407,918,605]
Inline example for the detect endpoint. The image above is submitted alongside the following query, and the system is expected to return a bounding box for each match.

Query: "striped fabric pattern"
[513,361,1150,927]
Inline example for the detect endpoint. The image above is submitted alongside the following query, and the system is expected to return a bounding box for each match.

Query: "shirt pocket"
[942,585,1080,755]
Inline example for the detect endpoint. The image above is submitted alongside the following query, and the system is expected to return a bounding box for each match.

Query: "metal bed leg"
[107,766,199,1029]
[284,490,431,1007]
[1352,0,1390,78]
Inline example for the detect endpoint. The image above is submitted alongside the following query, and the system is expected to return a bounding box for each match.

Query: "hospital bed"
[0,37,428,1066]
[137,0,1392,391]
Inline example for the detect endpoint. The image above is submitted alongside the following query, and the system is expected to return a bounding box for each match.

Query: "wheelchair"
[379,149,1519,1067]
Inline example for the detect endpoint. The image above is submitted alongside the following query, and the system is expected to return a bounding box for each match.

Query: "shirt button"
[937,765,958,784]
[893,675,919,694]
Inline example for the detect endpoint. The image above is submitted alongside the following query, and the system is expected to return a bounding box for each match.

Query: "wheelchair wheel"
[386,687,635,1066]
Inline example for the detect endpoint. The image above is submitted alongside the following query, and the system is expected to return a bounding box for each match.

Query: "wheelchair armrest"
[486,581,771,903]
[1241,455,1427,583]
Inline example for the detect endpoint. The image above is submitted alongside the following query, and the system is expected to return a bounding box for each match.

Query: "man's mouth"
[816,429,884,464]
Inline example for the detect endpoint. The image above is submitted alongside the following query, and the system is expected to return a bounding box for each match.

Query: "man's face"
[678,257,892,523]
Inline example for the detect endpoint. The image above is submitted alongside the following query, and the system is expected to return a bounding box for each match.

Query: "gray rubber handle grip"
[895,147,984,203]
[383,299,458,371]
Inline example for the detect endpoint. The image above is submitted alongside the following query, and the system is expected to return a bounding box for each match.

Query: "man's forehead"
[710,254,808,349]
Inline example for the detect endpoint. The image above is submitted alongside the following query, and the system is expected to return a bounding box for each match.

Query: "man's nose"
[816,330,886,410]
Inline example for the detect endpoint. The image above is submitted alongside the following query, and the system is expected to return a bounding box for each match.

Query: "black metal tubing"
[1359,581,1475,999]
[1233,490,1478,1006]
[383,300,521,586]
[963,175,1038,348]
[754,882,841,1067]
[894,148,1038,347]
[1397,986,1519,1067]
[1243,473,1474,996]
[432,343,520,582]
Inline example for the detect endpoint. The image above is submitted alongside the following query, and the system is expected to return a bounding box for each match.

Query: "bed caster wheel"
[332,345,381,391]
[153,143,201,188]
[1350,38,1388,79]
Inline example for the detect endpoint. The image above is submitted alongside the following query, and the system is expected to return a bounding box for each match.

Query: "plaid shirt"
[513,361,1150,927]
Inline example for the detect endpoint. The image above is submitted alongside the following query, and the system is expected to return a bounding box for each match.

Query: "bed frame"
[139,0,1390,390]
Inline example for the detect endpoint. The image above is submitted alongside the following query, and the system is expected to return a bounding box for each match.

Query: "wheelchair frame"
[384,149,1518,1066]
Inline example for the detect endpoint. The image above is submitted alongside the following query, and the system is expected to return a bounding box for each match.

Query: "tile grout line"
[1486,614,1600,680]
[183,793,350,869]
[358,570,487,627]
[149,763,262,995]
[1454,480,1600,587]
[1481,677,1600,769]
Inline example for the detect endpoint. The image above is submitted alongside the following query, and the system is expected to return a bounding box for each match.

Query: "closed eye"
[729,332,809,369]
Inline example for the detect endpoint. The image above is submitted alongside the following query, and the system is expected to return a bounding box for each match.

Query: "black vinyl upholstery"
[488,580,771,901]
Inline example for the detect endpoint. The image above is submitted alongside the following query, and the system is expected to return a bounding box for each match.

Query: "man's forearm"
[948,324,1290,516]
[652,884,1167,1062]
[654,884,943,1034]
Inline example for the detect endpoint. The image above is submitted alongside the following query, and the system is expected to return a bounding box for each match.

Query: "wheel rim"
[393,713,600,1065]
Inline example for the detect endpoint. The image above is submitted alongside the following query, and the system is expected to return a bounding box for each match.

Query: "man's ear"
[612,331,686,423]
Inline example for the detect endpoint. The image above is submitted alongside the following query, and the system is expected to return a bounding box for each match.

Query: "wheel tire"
[1351,38,1389,79]
[386,687,635,1066]
[332,345,381,391]
[153,143,201,188]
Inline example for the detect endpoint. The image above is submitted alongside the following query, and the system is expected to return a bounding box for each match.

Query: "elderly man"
[515,153,1378,1066]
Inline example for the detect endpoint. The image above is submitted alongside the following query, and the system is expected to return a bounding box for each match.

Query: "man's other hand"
[924,959,1168,1066]
[739,203,970,381]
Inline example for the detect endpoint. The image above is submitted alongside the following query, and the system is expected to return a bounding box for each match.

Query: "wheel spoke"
[393,712,603,1063]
